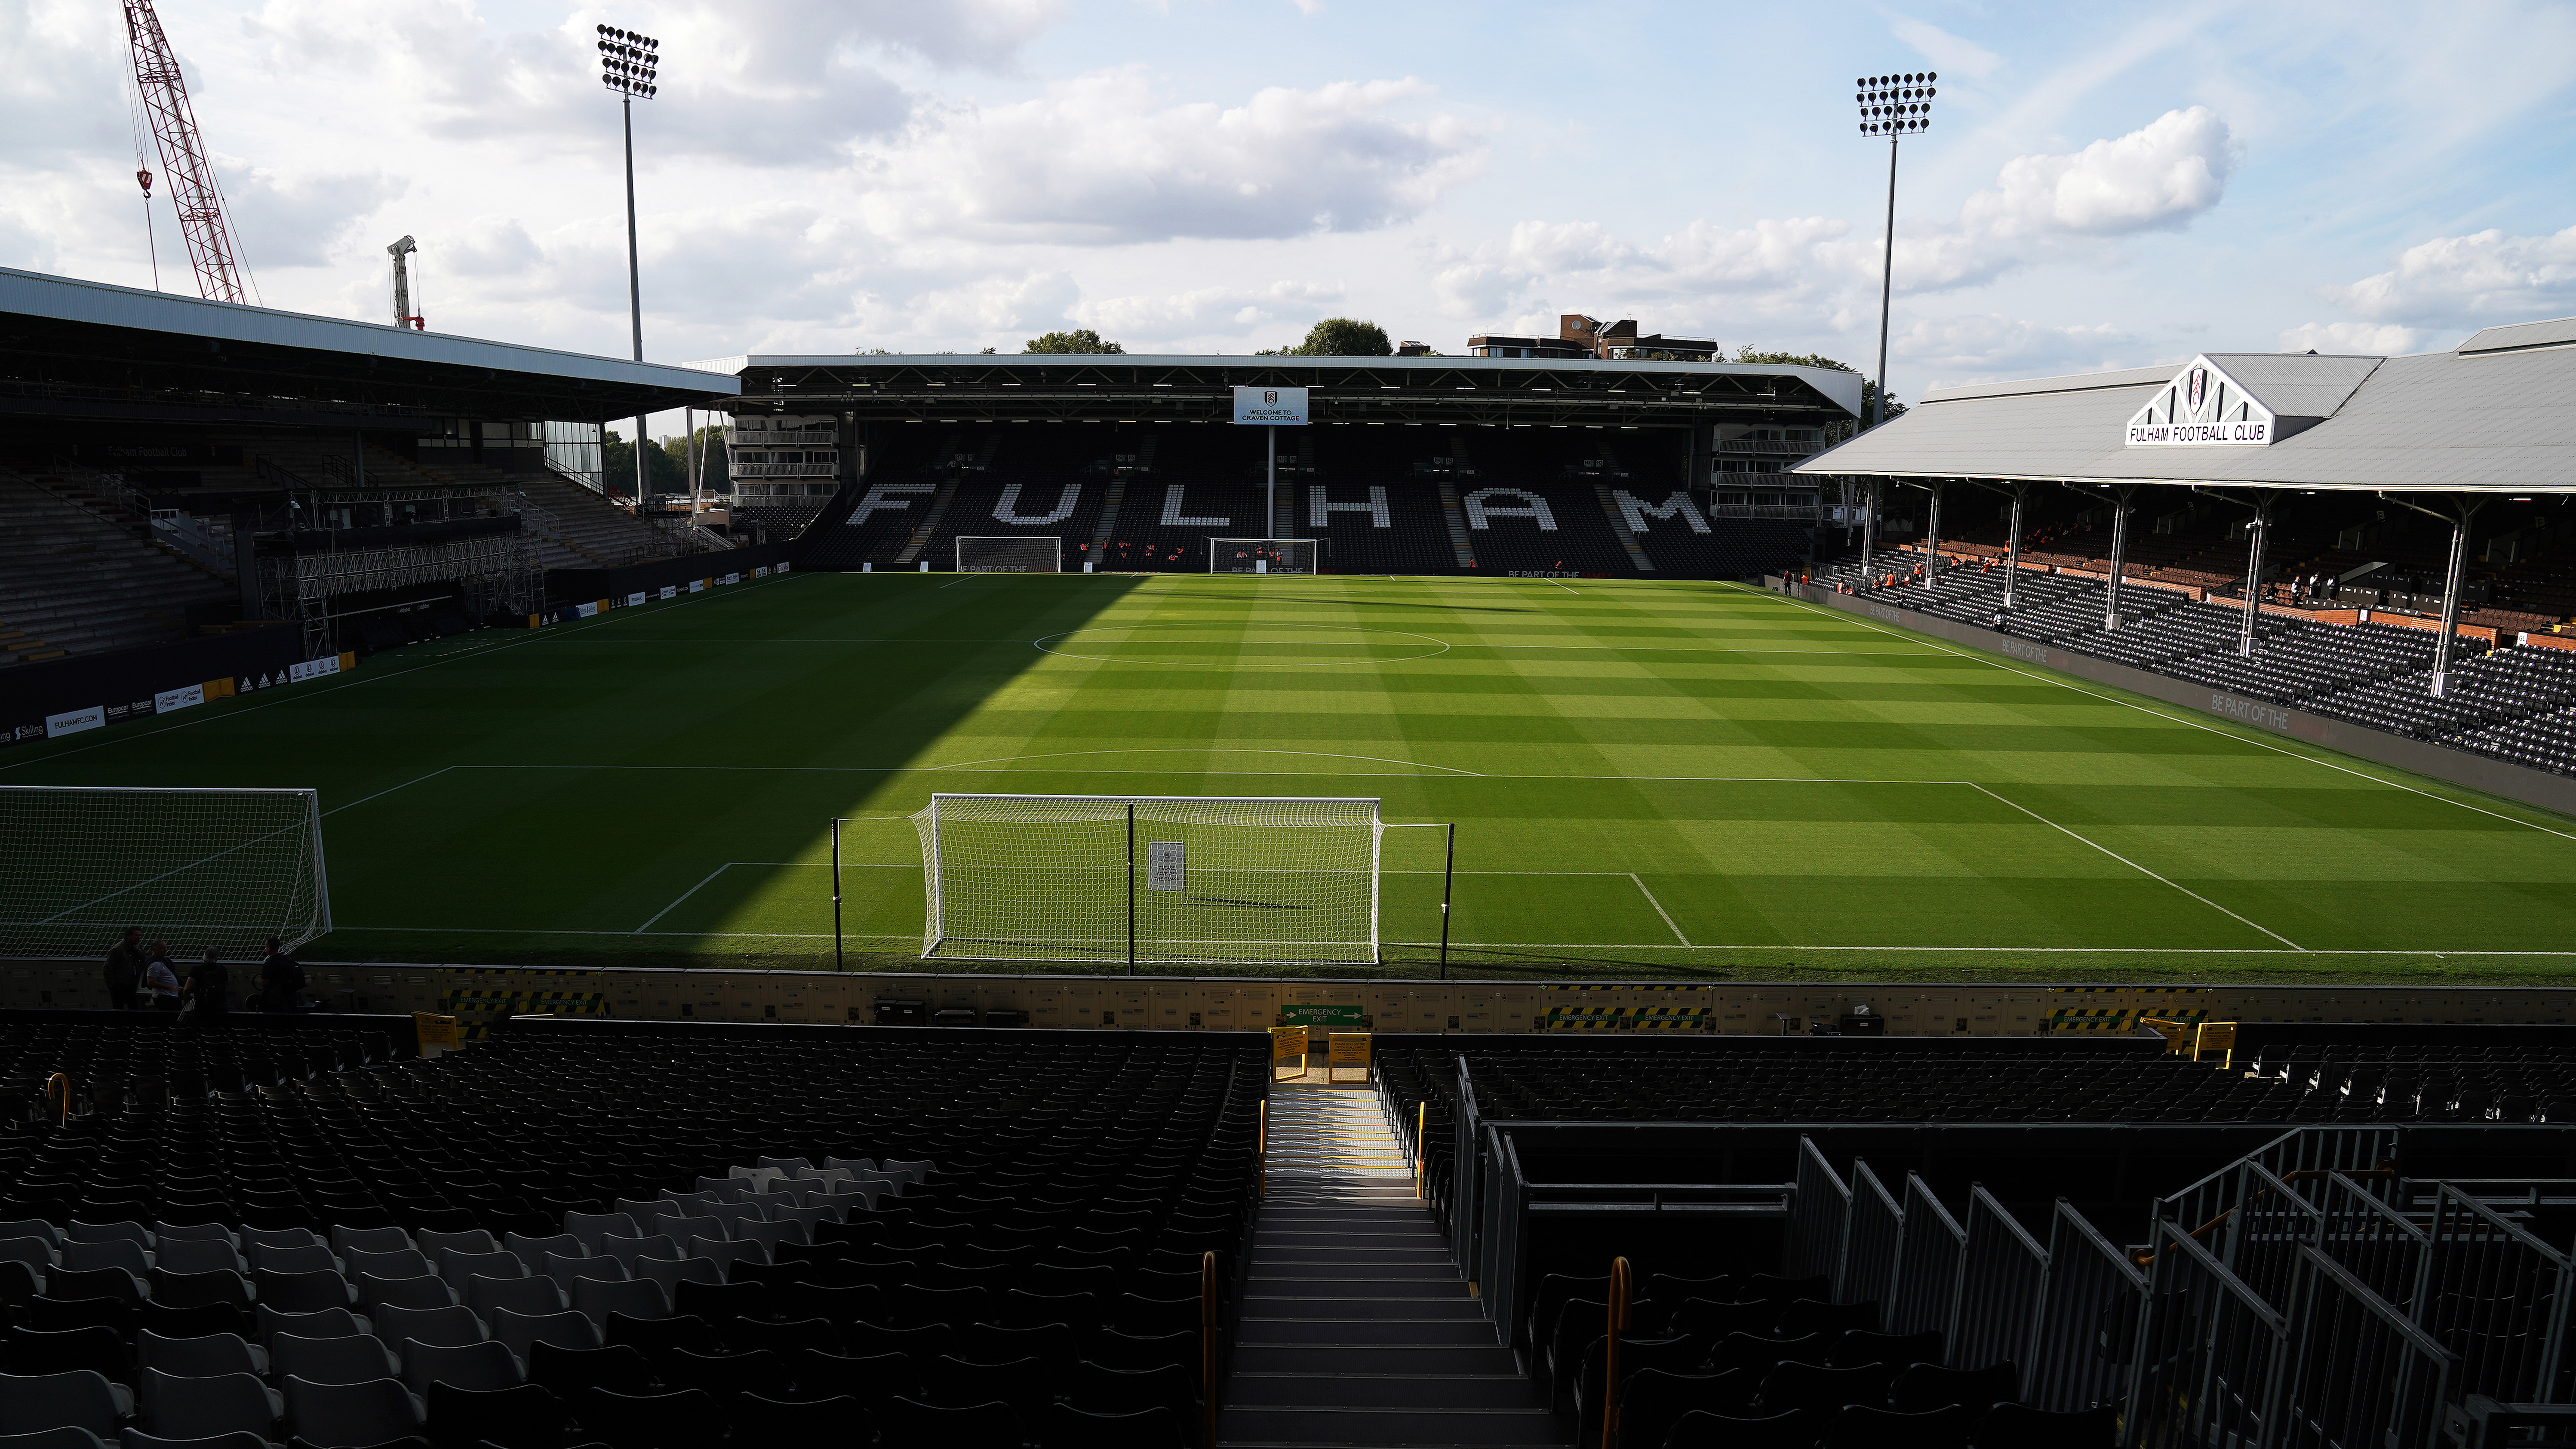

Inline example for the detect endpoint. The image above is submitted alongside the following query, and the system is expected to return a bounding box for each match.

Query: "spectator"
[255,936,308,1012]
[186,949,230,1018]
[105,927,145,1009]
[142,942,183,1011]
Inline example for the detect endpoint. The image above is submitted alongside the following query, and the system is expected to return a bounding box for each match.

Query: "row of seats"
[1528,1271,2104,1449]
[1804,558,2576,778]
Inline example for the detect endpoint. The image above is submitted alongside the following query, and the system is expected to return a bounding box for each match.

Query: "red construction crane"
[123,0,248,303]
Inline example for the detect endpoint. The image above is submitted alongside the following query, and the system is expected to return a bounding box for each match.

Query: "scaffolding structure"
[256,526,537,660]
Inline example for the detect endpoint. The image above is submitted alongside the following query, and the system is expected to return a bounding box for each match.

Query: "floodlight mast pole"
[1874,135,1896,430]
[598,24,658,506]
[1853,71,1934,429]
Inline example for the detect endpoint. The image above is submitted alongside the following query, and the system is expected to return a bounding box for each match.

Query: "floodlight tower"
[1854,72,1935,428]
[597,24,659,505]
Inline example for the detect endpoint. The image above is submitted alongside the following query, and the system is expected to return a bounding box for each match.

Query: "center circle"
[1034,623,1452,667]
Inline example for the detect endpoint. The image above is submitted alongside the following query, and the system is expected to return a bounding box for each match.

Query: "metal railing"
[2279,1246,2457,1449]
[1889,1171,1967,1339]
[2027,1201,2146,1413]
[1784,1137,1850,1282]
[1838,1159,1905,1315]
[1952,1185,2048,1376]
[2130,1221,2292,1449]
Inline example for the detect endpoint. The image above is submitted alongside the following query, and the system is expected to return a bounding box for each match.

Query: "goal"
[1209,538,1317,575]
[956,536,1061,573]
[910,793,1380,966]
[0,786,331,961]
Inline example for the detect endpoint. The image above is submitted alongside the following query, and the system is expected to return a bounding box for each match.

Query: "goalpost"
[956,536,1061,573]
[0,786,331,961]
[1209,538,1317,575]
[910,794,1380,966]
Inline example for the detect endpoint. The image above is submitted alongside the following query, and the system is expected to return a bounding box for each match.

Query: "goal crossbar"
[1209,538,1317,574]
[0,785,331,962]
[956,535,1061,573]
[911,792,1380,967]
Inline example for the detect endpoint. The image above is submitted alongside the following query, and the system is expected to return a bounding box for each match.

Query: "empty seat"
[279,1375,425,1449]
[571,1280,667,1329]
[572,1387,724,1449]
[400,1339,524,1398]
[372,1306,483,1351]
[355,1274,456,1314]
[134,1331,266,1380]
[0,1372,130,1437]
[488,1312,599,1365]
[270,1334,402,1387]
[137,1370,279,1443]
[424,1381,566,1449]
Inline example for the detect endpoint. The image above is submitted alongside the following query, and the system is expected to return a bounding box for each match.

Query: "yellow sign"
[1270,1025,1309,1080]
[2137,1017,2194,1055]
[2195,1021,2239,1066]
[413,1012,460,1052]
[1327,1031,1372,1084]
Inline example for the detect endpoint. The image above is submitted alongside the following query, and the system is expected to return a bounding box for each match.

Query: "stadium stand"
[1808,548,2576,779]
[0,468,238,667]
[1369,1030,2576,1449]
[0,1017,1256,1449]
[785,421,1826,581]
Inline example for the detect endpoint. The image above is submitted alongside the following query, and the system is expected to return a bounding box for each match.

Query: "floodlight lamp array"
[597,24,659,98]
[1856,71,1935,136]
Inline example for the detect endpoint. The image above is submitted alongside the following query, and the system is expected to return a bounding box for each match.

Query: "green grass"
[10,569,2576,984]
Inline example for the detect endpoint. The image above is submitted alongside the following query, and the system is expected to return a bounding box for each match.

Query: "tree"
[1733,349,1906,432]
[1023,329,1124,354]
[655,425,730,495]
[1280,318,1393,356]
[603,427,685,498]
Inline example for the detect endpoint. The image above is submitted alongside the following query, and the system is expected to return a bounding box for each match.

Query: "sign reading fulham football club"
[2125,356,2275,447]
[1232,385,1309,426]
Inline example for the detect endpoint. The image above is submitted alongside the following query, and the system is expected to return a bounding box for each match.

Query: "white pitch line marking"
[1961,782,2305,951]
[636,862,737,932]
[1630,874,1692,945]
[1747,583,2576,847]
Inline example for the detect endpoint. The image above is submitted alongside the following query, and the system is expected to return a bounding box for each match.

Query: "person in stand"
[105,928,145,1009]
[142,942,183,1011]
[254,937,307,1012]
[185,949,230,1018]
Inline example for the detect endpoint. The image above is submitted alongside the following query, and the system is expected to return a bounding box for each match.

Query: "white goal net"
[1209,538,1317,575]
[911,793,1380,966]
[956,536,1061,573]
[0,786,331,960]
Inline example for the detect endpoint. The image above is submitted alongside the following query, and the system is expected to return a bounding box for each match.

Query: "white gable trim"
[2124,357,2275,447]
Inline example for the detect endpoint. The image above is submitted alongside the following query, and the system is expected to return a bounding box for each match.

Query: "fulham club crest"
[2186,367,2208,412]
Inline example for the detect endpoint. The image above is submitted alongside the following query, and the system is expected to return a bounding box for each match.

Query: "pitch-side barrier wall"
[5,963,2571,1040]
[1764,576,2576,818]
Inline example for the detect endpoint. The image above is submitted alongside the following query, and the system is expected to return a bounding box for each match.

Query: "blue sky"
[4,0,2573,409]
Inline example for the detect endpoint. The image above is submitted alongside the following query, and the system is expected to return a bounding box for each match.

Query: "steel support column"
[2386,493,2488,700]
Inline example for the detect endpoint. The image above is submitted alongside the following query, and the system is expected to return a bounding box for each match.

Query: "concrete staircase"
[1223,1087,1560,1448]
[0,470,237,666]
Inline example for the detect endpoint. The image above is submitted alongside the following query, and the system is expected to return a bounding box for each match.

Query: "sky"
[6,0,2575,431]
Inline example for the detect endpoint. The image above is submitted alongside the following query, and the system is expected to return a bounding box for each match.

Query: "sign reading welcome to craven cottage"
[1232,386,1309,425]
[2125,357,2275,447]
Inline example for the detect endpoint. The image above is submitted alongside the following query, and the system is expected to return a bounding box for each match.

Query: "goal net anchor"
[955,536,1061,573]
[909,793,1382,971]
[1209,538,1318,575]
[0,786,331,963]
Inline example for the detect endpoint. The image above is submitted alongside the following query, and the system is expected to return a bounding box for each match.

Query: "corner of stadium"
[4,231,2576,1448]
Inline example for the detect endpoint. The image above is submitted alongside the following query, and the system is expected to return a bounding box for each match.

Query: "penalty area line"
[1961,781,2304,951]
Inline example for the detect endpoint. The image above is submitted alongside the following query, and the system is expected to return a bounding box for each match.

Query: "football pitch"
[10,569,2576,985]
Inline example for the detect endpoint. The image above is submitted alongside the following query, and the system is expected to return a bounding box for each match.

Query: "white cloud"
[1428,108,2236,341]
[2318,226,2576,326]
[2276,321,2425,355]
[1073,280,1345,339]
[1958,106,2235,241]
[1895,313,2135,384]
[1888,16,2002,81]
[858,68,1488,244]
